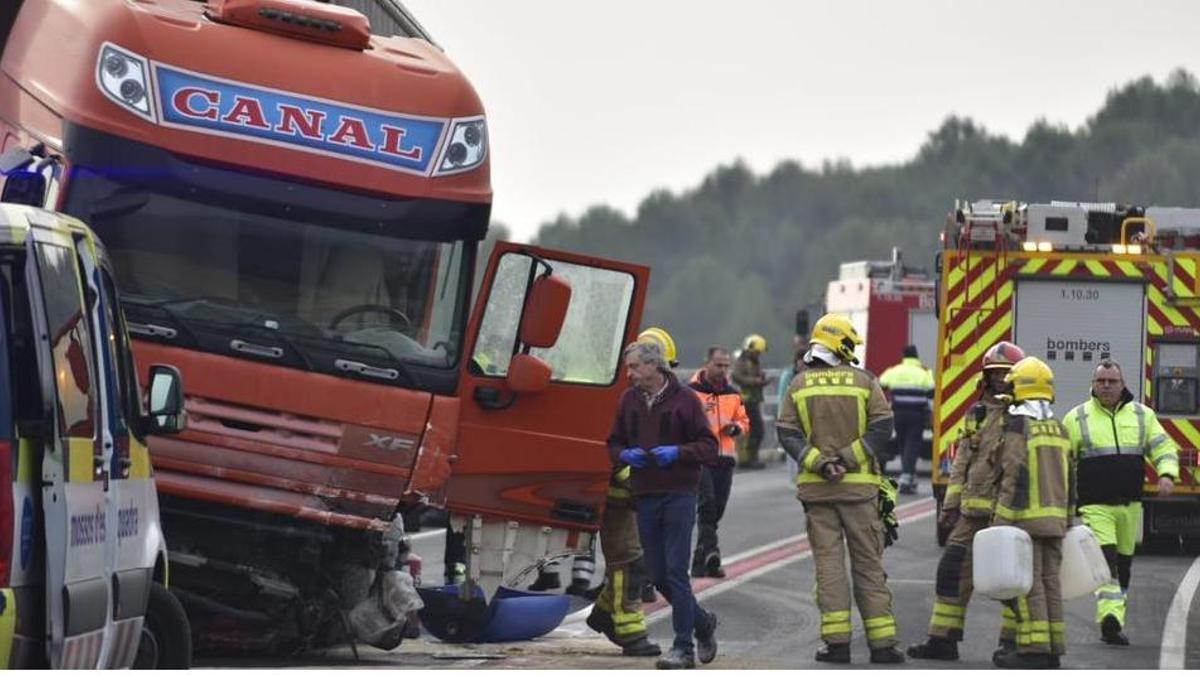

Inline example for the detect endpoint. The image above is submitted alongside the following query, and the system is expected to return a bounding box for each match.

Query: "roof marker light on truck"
[96,43,157,123]
[433,117,487,176]
[1037,241,1053,252]
[1022,242,1038,252]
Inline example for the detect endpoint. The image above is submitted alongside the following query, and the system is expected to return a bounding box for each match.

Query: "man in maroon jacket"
[608,340,721,669]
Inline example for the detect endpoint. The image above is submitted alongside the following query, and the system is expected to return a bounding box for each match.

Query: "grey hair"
[1095,359,1123,376]
[624,340,668,370]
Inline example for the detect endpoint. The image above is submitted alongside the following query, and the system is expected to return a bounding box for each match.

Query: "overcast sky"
[402,1,1200,242]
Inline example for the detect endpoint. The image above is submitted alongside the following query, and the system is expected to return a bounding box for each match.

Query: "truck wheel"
[134,583,192,669]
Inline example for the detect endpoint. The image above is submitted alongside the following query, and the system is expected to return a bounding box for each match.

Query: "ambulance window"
[35,243,96,439]
[0,252,45,426]
[98,270,138,448]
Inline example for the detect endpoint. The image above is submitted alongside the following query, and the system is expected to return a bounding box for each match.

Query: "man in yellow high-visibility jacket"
[1061,359,1179,647]
[879,345,935,494]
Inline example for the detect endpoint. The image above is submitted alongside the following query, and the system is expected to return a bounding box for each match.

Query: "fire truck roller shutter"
[908,310,938,373]
[1012,278,1146,407]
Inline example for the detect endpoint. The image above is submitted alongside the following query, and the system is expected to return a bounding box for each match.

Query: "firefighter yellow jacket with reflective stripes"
[777,363,894,503]
[993,415,1071,538]
[1061,394,1179,506]
[944,395,1008,516]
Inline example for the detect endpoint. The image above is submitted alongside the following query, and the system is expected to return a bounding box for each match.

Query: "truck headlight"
[434,117,487,176]
[96,42,156,123]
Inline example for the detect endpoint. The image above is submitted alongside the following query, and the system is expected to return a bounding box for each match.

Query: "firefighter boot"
[1101,615,1129,646]
[992,637,1017,662]
[585,609,616,642]
[622,637,662,657]
[814,642,851,664]
[906,636,959,661]
[870,646,906,664]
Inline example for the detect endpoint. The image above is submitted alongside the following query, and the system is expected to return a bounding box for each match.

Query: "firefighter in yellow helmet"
[1061,359,1178,647]
[775,314,904,664]
[991,357,1071,669]
[733,334,772,469]
[908,340,1025,661]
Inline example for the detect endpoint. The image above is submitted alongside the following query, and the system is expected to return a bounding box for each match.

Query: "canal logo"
[154,64,446,175]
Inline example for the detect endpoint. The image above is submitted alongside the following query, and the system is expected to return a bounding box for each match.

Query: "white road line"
[647,498,937,624]
[1159,553,1200,669]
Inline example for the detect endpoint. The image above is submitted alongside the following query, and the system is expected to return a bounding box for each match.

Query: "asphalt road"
[199,456,1200,669]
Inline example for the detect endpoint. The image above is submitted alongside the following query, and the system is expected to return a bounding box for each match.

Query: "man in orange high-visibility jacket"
[688,346,750,578]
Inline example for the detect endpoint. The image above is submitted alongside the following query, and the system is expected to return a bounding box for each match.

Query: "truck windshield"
[64,174,472,388]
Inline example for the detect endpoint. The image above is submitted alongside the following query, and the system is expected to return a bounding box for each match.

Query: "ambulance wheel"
[135,583,192,669]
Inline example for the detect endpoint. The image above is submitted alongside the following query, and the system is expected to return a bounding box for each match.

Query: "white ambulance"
[0,203,190,668]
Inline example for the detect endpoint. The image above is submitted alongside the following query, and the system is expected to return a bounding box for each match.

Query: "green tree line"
[530,69,1200,368]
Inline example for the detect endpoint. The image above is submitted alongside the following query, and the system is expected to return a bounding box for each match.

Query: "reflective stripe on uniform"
[1019,618,1051,646]
[797,472,881,485]
[1154,452,1179,471]
[994,503,1068,521]
[930,601,965,629]
[962,495,994,511]
[792,384,870,437]
[995,430,1070,523]
[1000,604,1018,640]
[609,568,646,638]
[821,609,852,638]
[864,614,897,640]
[1078,445,1121,458]
[802,447,822,472]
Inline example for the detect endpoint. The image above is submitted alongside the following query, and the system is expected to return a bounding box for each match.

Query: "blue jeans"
[636,492,706,653]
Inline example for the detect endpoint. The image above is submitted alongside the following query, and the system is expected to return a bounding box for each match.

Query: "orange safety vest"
[688,370,750,460]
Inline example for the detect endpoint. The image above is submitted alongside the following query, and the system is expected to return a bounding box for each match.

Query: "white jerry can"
[973,525,1033,600]
[1060,525,1111,600]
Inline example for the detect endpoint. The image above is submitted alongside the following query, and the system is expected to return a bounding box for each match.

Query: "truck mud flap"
[417,585,570,643]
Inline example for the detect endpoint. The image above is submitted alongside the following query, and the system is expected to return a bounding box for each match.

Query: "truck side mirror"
[146,364,187,434]
[518,273,571,348]
[506,353,552,394]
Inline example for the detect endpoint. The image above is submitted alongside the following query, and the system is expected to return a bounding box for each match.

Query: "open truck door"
[444,242,647,617]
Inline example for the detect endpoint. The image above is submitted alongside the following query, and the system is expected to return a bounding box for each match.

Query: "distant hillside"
[533,69,1200,367]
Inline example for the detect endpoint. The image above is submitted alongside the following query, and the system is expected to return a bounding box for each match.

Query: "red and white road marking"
[645,497,938,623]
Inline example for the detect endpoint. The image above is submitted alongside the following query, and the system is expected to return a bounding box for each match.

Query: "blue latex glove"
[619,447,649,468]
[650,445,680,468]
